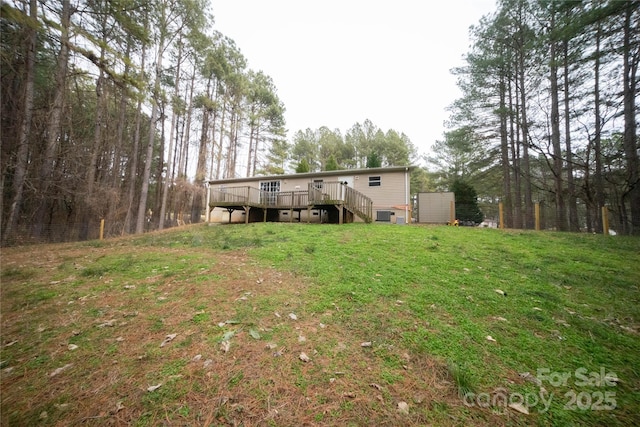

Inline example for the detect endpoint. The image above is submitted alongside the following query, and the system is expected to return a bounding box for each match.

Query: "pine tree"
[366,152,381,168]
[295,158,310,173]
[451,180,483,224]
[325,155,339,171]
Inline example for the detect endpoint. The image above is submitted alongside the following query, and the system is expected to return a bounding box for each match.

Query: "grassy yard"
[1,223,639,426]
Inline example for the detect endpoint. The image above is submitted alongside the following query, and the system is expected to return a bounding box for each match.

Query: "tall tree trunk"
[518,42,534,229]
[32,0,71,239]
[246,118,255,177]
[252,119,261,176]
[159,40,183,230]
[153,104,166,227]
[136,36,164,234]
[499,72,513,228]
[549,10,567,231]
[593,21,604,233]
[80,53,107,240]
[106,40,132,233]
[191,78,212,223]
[510,61,522,229]
[225,110,235,178]
[123,46,146,235]
[178,69,196,178]
[230,108,242,177]
[622,3,640,235]
[216,99,227,179]
[563,37,579,231]
[207,101,219,182]
[3,0,37,244]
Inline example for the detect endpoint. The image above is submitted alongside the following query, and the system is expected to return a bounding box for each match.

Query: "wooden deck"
[208,181,373,224]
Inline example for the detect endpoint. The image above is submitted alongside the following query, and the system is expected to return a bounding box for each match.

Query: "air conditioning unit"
[376,211,392,222]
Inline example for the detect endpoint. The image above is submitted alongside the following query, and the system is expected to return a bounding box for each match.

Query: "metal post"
[99,218,105,240]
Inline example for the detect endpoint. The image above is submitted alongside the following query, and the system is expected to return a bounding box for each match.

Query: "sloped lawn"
[1,223,638,426]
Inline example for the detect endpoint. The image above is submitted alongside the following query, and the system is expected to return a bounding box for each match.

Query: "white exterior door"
[338,176,353,200]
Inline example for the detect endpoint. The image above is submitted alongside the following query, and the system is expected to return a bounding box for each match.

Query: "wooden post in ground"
[99,218,105,240]
[535,203,540,231]
[602,206,609,235]
[450,200,455,225]
[499,202,504,229]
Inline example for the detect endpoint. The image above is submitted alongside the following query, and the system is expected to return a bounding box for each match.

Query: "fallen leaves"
[97,319,116,328]
[49,363,73,377]
[221,330,235,341]
[160,333,177,347]
[298,352,311,363]
[146,384,162,392]
[508,402,529,414]
[397,401,410,414]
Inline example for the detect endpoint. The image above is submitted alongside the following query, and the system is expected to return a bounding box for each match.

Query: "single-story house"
[206,166,414,224]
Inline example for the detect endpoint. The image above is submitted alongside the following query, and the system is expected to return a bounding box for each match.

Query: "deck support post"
[307,206,311,223]
[263,208,267,223]
[289,207,293,223]
[244,206,250,224]
[338,204,344,224]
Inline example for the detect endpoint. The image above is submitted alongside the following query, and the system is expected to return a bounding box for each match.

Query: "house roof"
[207,166,415,185]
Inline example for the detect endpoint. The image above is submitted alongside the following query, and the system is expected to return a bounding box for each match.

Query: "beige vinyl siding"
[352,171,408,222]
[352,171,406,207]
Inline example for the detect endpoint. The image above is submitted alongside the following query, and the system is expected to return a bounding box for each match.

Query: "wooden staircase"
[342,185,373,223]
[307,182,372,223]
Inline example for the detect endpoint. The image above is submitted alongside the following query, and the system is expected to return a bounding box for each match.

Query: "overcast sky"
[211,0,497,162]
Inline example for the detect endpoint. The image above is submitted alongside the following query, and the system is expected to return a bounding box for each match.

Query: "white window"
[368,176,381,187]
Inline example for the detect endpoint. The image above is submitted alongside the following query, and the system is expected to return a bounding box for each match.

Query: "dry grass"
[0,234,509,426]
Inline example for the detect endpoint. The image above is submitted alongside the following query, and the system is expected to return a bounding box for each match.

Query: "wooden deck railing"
[210,186,262,205]
[274,191,309,209]
[343,185,373,223]
[307,181,343,204]
[209,182,373,222]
